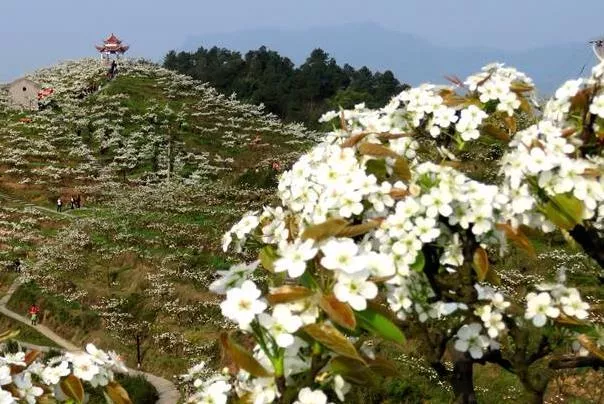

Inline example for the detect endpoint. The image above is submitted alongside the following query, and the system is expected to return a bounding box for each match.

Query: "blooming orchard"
[188,61,603,403]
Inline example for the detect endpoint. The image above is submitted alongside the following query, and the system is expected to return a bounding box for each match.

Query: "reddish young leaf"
[495,223,536,258]
[303,323,364,362]
[357,143,399,158]
[336,221,380,238]
[472,247,489,282]
[340,133,369,148]
[319,294,356,330]
[24,350,41,366]
[301,218,348,241]
[221,333,272,377]
[106,381,133,404]
[578,334,604,360]
[266,285,314,305]
[60,374,85,403]
[393,157,411,181]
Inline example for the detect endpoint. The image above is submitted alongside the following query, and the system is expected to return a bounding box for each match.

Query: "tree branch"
[528,335,552,363]
[478,350,515,374]
[549,355,604,370]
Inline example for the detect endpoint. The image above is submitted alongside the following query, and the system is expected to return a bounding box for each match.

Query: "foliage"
[164,46,408,128]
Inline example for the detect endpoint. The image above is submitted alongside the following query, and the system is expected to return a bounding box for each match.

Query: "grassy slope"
[0,314,59,348]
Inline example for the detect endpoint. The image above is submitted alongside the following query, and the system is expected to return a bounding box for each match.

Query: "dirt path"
[0,191,84,219]
[0,275,180,403]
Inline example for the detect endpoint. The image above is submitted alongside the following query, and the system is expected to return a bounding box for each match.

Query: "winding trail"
[0,191,86,219]
[0,249,180,403]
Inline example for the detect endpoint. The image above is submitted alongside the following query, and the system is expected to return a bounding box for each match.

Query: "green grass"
[7,281,102,336]
[0,314,59,348]
[87,373,159,404]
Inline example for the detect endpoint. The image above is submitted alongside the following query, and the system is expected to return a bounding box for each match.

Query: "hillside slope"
[0,58,315,377]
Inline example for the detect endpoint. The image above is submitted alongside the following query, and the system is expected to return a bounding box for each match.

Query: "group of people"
[56,195,82,212]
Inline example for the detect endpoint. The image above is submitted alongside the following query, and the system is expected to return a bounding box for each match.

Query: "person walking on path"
[13,259,20,273]
[70,196,75,210]
[56,197,63,212]
[28,304,40,326]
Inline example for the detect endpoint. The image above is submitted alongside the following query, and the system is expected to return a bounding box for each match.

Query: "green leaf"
[300,271,319,290]
[366,357,400,378]
[485,267,502,286]
[303,323,364,361]
[220,333,272,377]
[329,356,375,386]
[301,218,348,241]
[60,374,85,403]
[541,193,584,230]
[410,251,425,273]
[259,245,278,273]
[355,308,406,344]
[365,159,388,182]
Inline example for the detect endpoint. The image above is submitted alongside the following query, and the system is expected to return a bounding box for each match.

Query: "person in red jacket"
[28,304,40,326]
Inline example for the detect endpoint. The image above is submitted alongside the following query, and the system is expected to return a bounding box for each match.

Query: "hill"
[182,22,598,94]
[0,58,316,377]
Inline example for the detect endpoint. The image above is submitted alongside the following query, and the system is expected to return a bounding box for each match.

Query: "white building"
[7,78,41,111]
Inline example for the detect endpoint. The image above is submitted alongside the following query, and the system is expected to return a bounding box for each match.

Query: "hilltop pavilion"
[95,33,129,61]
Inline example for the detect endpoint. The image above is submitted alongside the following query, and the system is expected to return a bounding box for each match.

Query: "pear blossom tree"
[186,62,603,404]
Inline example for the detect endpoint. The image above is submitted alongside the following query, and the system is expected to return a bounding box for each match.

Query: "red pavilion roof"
[96,34,129,54]
[104,33,122,44]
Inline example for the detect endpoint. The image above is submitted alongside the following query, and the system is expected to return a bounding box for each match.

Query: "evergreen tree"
[163,46,408,128]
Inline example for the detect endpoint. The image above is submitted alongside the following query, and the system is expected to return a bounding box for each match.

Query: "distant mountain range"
[183,22,599,95]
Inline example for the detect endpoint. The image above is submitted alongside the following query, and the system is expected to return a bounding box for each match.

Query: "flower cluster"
[501,63,604,232]
[0,343,127,403]
[524,283,590,327]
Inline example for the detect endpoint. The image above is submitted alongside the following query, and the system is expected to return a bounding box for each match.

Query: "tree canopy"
[164,46,408,128]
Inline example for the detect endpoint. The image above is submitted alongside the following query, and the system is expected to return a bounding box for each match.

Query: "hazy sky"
[1,0,603,81]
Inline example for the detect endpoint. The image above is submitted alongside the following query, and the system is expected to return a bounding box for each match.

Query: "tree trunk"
[136,334,142,368]
[518,375,545,404]
[523,389,544,404]
[451,352,477,404]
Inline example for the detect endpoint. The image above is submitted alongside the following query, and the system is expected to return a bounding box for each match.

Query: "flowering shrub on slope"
[0,59,316,189]
[186,62,603,403]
